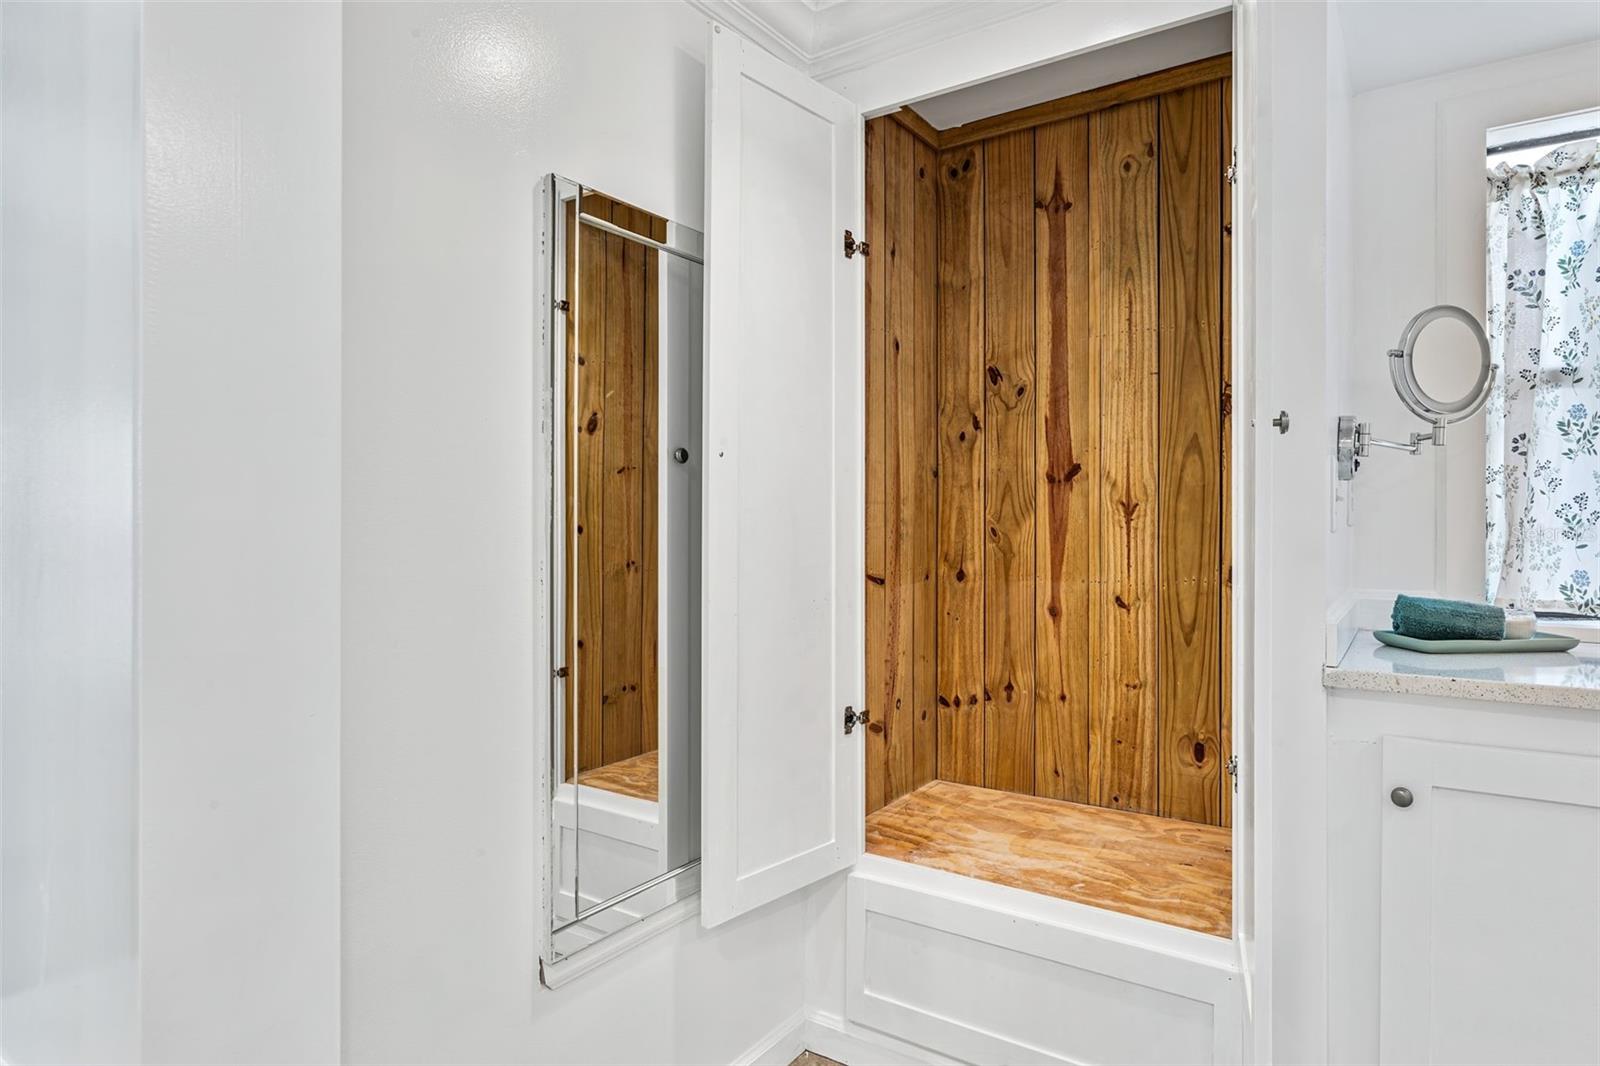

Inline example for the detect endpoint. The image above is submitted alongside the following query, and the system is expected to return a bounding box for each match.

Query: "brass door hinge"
[843,229,870,259]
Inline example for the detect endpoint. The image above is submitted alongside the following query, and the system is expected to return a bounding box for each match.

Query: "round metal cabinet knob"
[672,447,690,464]
[1390,786,1414,808]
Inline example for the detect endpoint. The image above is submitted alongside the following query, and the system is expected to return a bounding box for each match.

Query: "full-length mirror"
[541,175,702,971]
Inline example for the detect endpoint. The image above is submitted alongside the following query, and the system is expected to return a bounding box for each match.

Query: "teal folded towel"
[1390,594,1506,641]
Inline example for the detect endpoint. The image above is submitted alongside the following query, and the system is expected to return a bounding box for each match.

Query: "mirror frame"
[536,173,706,986]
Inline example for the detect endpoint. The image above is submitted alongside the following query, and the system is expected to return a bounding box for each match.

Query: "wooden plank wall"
[864,64,1232,826]
[564,193,663,778]
[866,119,939,811]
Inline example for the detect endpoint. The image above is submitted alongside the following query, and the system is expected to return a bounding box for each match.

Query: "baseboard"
[800,1011,959,1066]
[730,1010,807,1066]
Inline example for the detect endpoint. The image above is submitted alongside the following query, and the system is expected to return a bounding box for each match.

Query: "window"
[1484,109,1600,615]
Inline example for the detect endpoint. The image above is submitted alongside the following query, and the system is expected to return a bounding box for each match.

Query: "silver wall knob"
[1390,786,1414,808]
[1271,410,1290,434]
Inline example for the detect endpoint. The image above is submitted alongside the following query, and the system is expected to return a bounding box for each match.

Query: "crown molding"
[683,0,1058,81]
[683,0,814,67]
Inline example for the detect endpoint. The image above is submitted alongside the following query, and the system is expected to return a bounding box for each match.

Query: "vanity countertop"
[1323,630,1600,710]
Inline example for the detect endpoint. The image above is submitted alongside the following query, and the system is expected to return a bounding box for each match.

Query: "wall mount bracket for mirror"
[1336,304,1495,481]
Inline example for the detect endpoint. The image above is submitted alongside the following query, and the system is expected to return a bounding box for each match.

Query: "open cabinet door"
[701,24,864,928]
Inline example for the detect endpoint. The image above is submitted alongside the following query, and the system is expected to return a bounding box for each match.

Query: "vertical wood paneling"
[1033,117,1093,803]
[883,122,917,804]
[864,118,890,812]
[600,198,646,765]
[574,192,609,773]
[1089,99,1159,814]
[982,129,1036,795]
[912,138,940,790]
[935,144,986,786]
[565,193,664,776]
[1220,77,1234,828]
[1156,83,1224,823]
[863,68,1233,827]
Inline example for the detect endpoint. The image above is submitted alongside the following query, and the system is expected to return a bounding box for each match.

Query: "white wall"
[0,4,141,1062]
[339,4,806,1062]
[139,2,343,1061]
[1346,38,1600,600]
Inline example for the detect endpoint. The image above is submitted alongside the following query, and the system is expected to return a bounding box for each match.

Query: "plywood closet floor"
[866,780,1232,937]
[574,749,658,801]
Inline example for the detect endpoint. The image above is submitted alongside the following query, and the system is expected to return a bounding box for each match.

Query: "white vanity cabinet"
[1327,685,1600,1066]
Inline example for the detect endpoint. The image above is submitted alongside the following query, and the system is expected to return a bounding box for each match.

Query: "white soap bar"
[1503,609,1537,640]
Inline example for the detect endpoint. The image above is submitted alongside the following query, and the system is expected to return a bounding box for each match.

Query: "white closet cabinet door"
[1380,737,1600,1065]
[700,25,864,927]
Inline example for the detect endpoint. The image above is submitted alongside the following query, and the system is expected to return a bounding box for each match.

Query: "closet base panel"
[845,855,1242,1065]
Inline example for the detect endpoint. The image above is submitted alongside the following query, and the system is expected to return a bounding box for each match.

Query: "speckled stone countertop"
[1323,630,1600,710]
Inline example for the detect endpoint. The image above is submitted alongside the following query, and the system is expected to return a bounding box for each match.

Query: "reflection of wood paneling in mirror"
[577,749,659,802]
[565,192,665,781]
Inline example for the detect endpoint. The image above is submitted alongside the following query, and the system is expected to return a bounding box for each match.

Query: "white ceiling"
[1336,0,1600,95]
[911,10,1231,129]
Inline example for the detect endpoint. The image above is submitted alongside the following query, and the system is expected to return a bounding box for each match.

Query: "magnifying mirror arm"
[1336,305,1496,482]
[1359,424,1424,455]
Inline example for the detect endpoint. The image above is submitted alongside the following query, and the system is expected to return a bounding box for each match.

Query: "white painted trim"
[854,854,1238,964]
[681,0,1059,81]
[802,1010,957,1066]
[728,1011,808,1066]
[729,1009,958,1066]
[1325,591,1361,667]
[552,782,659,848]
[537,895,700,990]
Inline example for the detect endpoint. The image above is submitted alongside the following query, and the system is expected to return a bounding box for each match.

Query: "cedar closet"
[860,55,1234,937]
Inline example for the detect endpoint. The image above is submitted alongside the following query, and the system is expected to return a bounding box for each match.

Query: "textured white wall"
[139,2,343,1061]
[339,4,806,1062]
[0,4,141,1061]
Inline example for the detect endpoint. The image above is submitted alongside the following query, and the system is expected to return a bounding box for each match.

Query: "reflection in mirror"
[542,175,702,967]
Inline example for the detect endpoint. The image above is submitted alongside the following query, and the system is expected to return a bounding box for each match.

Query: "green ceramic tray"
[1374,630,1579,654]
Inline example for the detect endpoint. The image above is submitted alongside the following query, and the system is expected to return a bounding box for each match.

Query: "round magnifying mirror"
[1388,304,1494,425]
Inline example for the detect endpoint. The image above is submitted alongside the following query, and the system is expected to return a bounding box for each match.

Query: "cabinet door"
[701,25,864,927]
[1381,737,1600,1065]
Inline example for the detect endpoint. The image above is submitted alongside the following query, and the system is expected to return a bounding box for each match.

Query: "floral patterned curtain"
[1485,140,1600,613]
